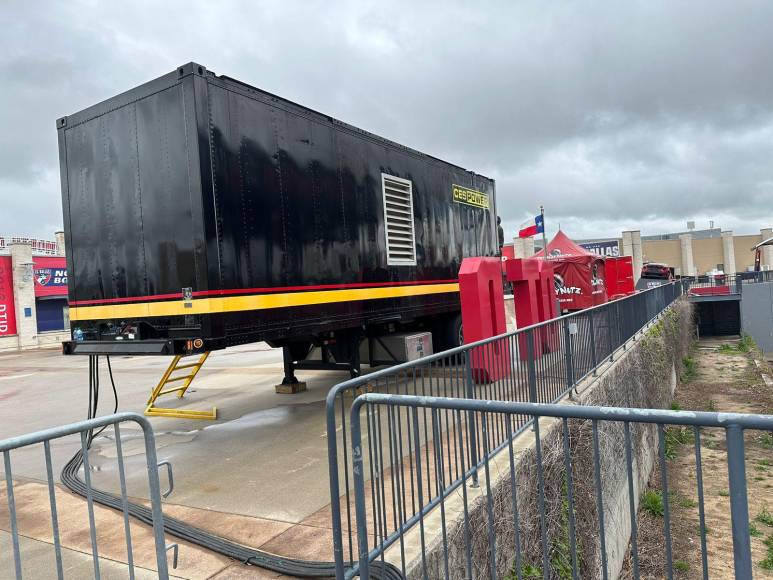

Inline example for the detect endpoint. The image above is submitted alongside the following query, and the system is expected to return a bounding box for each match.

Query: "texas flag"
[518,214,544,238]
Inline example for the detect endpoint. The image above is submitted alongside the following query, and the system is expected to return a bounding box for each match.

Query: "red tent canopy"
[532,230,607,310]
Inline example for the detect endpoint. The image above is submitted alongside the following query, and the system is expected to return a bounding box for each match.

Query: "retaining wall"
[740,281,773,354]
[387,299,693,579]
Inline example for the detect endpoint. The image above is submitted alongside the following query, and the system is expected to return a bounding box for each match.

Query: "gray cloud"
[1,0,772,241]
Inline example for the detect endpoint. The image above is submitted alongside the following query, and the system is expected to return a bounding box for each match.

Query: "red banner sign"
[0,256,17,336]
[33,257,68,297]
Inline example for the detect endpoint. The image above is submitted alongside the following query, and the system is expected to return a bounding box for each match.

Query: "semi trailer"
[57,62,499,384]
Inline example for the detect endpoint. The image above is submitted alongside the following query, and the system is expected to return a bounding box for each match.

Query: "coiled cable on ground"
[60,355,403,579]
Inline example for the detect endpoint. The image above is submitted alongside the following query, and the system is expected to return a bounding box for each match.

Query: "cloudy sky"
[2,0,773,242]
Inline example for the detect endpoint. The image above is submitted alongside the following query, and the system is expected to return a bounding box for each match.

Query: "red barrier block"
[505,258,543,359]
[505,258,541,327]
[534,259,560,352]
[458,257,511,383]
[505,258,560,358]
[535,259,558,324]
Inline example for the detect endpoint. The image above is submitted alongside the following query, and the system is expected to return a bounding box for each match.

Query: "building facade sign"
[0,256,17,336]
[32,257,68,297]
[580,239,620,257]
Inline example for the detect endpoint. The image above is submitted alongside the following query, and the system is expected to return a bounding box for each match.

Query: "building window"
[381,173,417,266]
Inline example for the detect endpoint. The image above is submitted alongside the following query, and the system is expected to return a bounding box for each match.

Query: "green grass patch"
[642,489,665,517]
[508,482,575,580]
[682,356,698,381]
[751,523,764,537]
[665,427,692,459]
[757,507,773,527]
[670,401,683,411]
[760,535,773,570]
[674,559,689,572]
[759,459,771,467]
[718,334,757,354]
[707,399,717,412]
[739,334,756,352]
[719,490,730,497]
[759,433,773,449]
[677,496,697,508]
[523,564,542,578]
[674,560,689,572]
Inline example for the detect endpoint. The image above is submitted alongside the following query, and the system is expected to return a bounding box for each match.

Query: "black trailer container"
[57,63,498,374]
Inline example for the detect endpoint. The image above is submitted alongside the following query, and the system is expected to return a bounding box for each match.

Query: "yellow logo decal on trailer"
[452,185,489,209]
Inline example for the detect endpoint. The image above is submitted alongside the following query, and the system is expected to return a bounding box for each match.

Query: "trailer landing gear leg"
[275,346,307,394]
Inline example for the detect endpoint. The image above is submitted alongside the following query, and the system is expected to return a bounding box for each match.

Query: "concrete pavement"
[0,344,350,577]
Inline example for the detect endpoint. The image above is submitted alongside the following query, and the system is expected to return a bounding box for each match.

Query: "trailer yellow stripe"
[69,283,460,321]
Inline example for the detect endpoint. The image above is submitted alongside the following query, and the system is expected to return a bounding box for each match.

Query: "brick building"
[0,233,70,351]
[504,226,773,281]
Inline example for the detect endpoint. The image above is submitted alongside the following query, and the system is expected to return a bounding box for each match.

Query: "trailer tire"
[452,314,464,348]
[433,313,463,352]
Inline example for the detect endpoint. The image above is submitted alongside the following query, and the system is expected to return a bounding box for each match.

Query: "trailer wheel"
[453,314,464,348]
[455,315,464,347]
[433,313,463,351]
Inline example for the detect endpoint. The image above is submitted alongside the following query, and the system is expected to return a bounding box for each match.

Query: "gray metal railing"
[350,394,770,579]
[683,270,773,295]
[0,412,175,579]
[326,282,684,578]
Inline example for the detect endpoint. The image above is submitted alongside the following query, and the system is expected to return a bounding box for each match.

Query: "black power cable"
[62,355,403,579]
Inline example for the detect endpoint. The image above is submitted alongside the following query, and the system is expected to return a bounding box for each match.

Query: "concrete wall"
[741,281,773,354]
[55,231,66,257]
[513,237,535,258]
[526,230,764,275]
[692,237,724,274]
[37,330,70,348]
[642,239,681,270]
[735,234,762,272]
[679,234,695,276]
[722,231,737,276]
[389,301,693,579]
[0,334,18,352]
[641,232,765,274]
[621,231,643,283]
[762,229,773,270]
[0,238,70,351]
[11,243,38,349]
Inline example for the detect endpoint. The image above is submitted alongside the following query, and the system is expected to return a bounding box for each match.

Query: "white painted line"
[0,373,36,381]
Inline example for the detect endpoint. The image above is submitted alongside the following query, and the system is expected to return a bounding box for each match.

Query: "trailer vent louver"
[382,174,417,266]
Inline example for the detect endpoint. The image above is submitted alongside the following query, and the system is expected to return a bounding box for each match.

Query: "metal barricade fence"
[326,282,684,578]
[350,394,769,580]
[683,270,773,295]
[0,412,175,579]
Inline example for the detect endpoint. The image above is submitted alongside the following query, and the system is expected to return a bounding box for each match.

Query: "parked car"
[641,262,673,280]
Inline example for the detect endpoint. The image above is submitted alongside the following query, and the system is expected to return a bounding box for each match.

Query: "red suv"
[641,262,672,279]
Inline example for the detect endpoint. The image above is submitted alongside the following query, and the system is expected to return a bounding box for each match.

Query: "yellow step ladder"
[145,352,217,420]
